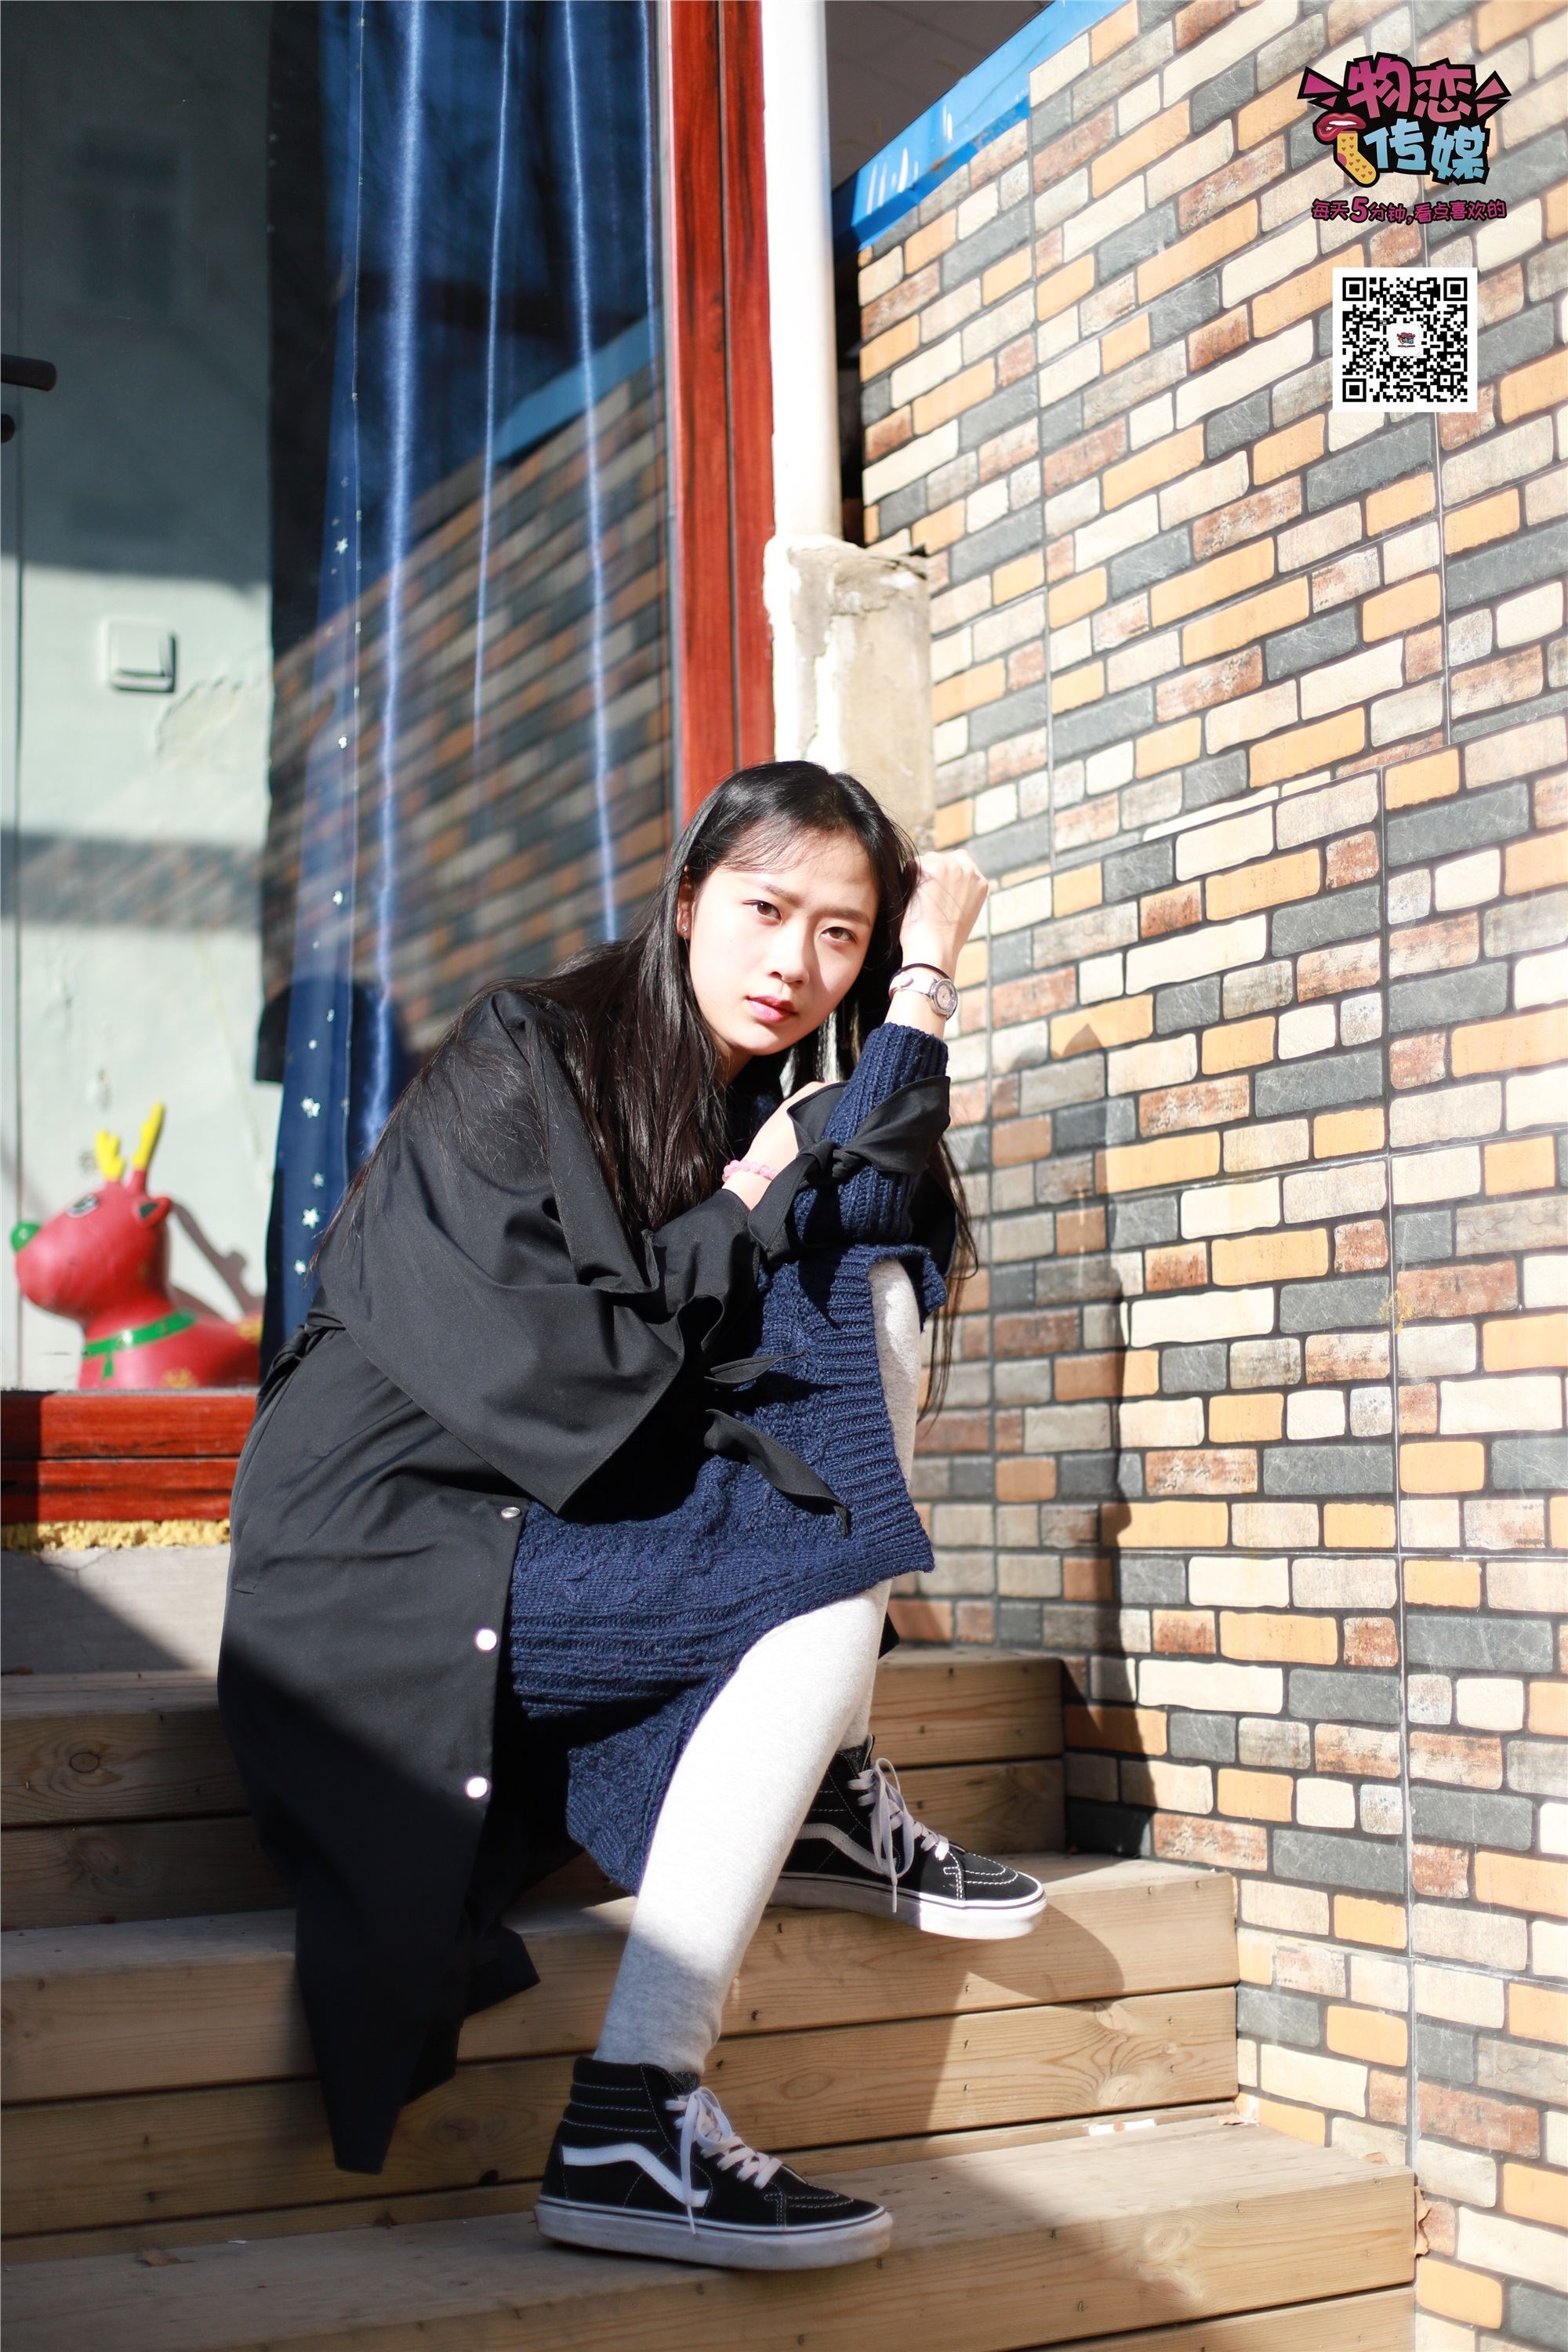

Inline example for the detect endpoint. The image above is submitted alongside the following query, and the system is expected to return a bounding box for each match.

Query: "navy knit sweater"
[506,1018,949,1886]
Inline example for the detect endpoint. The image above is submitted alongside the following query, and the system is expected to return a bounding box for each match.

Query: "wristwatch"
[890,963,959,1020]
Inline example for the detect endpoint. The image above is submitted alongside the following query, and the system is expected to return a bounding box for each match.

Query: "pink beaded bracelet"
[722,1157,781,1185]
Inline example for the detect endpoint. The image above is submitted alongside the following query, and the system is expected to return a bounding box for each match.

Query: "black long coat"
[218,991,773,2174]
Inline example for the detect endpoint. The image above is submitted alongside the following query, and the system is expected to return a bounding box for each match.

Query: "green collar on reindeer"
[82,1309,199,1366]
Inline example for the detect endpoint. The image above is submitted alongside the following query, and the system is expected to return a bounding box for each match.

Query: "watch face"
[931,975,959,1018]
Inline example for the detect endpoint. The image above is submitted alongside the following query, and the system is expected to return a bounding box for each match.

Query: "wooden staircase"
[2,1647,1416,2350]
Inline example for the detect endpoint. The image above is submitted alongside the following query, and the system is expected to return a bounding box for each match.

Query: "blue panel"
[833,0,1126,253]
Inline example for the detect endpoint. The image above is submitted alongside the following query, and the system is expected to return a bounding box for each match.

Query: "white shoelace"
[666,2085,783,2230]
[848,1754,951,1912]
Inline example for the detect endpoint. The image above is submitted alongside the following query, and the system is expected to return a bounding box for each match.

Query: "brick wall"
[855,0,1567,2343]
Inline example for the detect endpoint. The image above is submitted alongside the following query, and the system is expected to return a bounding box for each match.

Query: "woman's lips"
[746,996,795,1025]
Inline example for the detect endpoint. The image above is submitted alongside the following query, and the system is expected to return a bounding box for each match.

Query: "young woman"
[219,761,1043,2276]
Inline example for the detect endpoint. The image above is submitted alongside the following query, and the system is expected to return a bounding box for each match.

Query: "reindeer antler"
[95,1131,126,1182]
[132,1102,165,1176]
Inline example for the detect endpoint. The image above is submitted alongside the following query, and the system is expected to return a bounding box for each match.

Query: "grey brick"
[1272,881,1381,956]
[1508,2285,1568,2352]
[1255,1048,1382,1118]
[1479,300,1556,389]
[949,504,1042,590]
[1192,53,1255,136]
[1226,958,1294,1018]
[1406,1614,1557,1673]
[1240,1716,1310,1769]
[1168,1709,1238,1763]
[996,1599,1044,1649]
[950,1458,995,1501]
[862,375,893,427]
[927,448,979,509]
[1264,1441,1394,1495]
[1483,885,1568,960]
[970,811,1056,879]
[1305,419,1434,515]
[1053,684,1156,763]
[1118,1553,1186,1605]
[1509,1740,1568,1800]
[1237,1986,1320,2050]
[1029,86,1073,140]
[1388,961,1508,1034]
[1232,1337,1302,1388]
[1386,781,1531,867]
[970,678,1051,751]
[1156,975,1222,1035]
[1097,199,1178,284]
[989,1263,1034,1309]
[1446,520,1568,615]
[1060,1450,1137,1501]
[990,928,1033,982]
[1065,1797,1152,1859]
[1039,1603,1122,1650]
[1108,527,1190,601]
[1035,1251,1130,1303]
[1162,1342,1229,1392]
[1265,606,1359,685]
[959,374,1041,456]
[1207,387,1270,463]
[1148,272,1221,350]
[1258,16,1328,88]
[1278,1274,1390,1332]
[1410,1786,1536,1853]
[1274,1826,1404,1893]
[1289,1668,1403,1726]
[940,201,1029,294]
[1103,839,1175,905]
[1395,1208,1453,1265]
[1069,20,1174,118]
[1053,1102,1116,1152]
[877,480,932,537]
[1039,393,1086,458]
[1111,1194,1178,1248]
[1183,750,1250,811]
[1415,2018,1476,2087]
[1492,1434,1568,1491]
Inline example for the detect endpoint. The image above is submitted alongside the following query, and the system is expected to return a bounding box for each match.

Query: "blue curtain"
[264,0,662,1359]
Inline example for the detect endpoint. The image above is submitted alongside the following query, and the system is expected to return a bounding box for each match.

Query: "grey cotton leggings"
[594,1258,921,2074]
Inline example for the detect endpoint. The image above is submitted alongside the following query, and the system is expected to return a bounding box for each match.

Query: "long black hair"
[337,761,974,1411]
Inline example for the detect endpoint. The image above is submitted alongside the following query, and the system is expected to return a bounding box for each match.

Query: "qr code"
[1334,267,1478,412]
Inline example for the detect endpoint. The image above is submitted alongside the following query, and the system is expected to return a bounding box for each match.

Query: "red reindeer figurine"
[9,1105,260,1390]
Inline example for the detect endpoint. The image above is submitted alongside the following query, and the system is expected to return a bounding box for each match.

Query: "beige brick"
[1130,1286,1274,1346]
[1258,2043,1367,2116]
[1139,1657,1283,1710]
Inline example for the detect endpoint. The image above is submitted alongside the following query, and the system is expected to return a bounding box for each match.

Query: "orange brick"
[1367,474,1436,536]
[1090,0,1138,62]
[1064,1702,1169,1756]
[1249,709,1367,789]
[1419,2260,1504,2331]
[982,245,1033,307]
[1210,1392,1283,1443]
[1324,1503,1396,1549]
[992,1115,1055,1168]
[1475,1849,1568,1917]
[903,210,956,271]
[1051,994,1155,1058]
[1103,1500,1229,1547]
[1549,180,1568,240]
[1483,1311,1568,1373]
[932,659,1005,723]
[1221,1610,1337,1664]
[1400,1441,1486,1494]
[1254,256,1338,341]
[1334,1895,1407,1949]
[1510,1981,1568,2048]
[1037,252,1095,322]
[1051,660,1105,717]
[1212,1228,1328,1287]
[934,798,973,848]
[1149,539,1273,626]
[860,314,920,382]
[1404,1557,1482,1608]
[1499,346,1568,423]
[1445,485,1519,555]
[1530,1679,1568,1737]
[1217,1767,1293,1821]
[1387,746,1460,807]
[1364,573,1441,641]
[1253,2096,1327,2146]
[1552,1493,1568,1548]
[1237,78,1305,150]
[920,498,969,553]
[1203,1015,1276,1073]
[1207,848,1322,922]
[1137,200,1257,305]
[995,1457,1059,1501]
[1058,1206,1109,1255]
[1502,2163,1568,2229]
[1250,416,1326,489]
[1315,1105,1385,1158]
[1103,423,1205,511]
[1505,829,1568,893]
[1475,0,1560,41]
[914,356,996,437]
[1136,716,1203,777]
[1091,99,1188,198]
[1452,1004,1568,1077]
[1183,579,1309,664]
[1327,2005,1408,2067]
[1102,314,1152,376]
[1486,1134,1557,1194]
[1053,863,1102,917]
[1047,566,1102,626]
[1099,1131,1221,1194]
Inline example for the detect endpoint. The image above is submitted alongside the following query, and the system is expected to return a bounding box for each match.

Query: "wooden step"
[0,1651,1063,1927]
[0,2118,1417,2352]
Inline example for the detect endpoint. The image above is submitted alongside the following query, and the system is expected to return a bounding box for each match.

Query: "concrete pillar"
[759,0,840,537]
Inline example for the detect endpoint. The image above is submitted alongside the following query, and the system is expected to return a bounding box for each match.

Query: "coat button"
[499,1505,521,1520]
[465,1775,490,1801]
[474,1628,499,1652]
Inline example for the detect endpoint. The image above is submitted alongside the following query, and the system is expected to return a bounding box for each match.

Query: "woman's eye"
[746,899,779,920]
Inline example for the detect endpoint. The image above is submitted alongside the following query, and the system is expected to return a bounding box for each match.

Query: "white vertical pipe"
[760,0,841,539]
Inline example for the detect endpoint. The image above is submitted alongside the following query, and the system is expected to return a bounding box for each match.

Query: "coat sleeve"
[314,993,760,1512]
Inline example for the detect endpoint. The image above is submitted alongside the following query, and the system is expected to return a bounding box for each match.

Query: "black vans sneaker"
[535,2056,891,2270]
[773,1737,1048,1940]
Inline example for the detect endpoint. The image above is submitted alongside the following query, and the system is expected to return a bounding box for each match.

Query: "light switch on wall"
[103,619,176,693]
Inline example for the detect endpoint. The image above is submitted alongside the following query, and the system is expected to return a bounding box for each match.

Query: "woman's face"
[678,828,880,1077]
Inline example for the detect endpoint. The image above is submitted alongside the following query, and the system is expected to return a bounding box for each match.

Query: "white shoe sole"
[770,1875,1047,1940]
[535,2194,892,2270]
